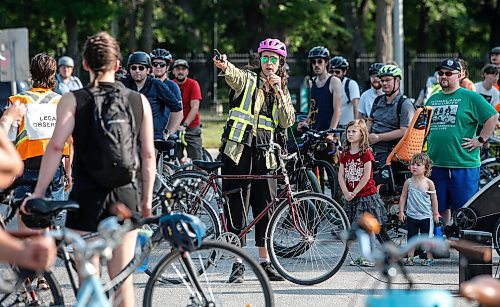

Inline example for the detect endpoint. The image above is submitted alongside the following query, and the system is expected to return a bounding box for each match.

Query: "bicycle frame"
[195,172,311,240]
[74,275,110,307]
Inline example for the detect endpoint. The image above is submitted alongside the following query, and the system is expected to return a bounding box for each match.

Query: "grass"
[201,119,225,149]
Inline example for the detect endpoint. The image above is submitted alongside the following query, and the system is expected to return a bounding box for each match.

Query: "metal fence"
[179,52,491,120]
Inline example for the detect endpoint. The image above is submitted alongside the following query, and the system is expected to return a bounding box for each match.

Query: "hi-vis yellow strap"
[227,71,257,143]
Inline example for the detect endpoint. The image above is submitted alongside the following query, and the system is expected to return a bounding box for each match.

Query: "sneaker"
[349,257,375,267]
[37,277,50,291]
[421,259,434,266]
[260,262,285,281]
[228,262,245,283]
[403,257,415,266]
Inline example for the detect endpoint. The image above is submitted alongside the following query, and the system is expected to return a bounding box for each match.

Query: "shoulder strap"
[344,78,351,103]
[396,95,409,120]
[369,95,384,118]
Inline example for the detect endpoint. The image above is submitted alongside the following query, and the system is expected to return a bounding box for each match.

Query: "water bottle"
[434,219,443,239]
[135,227,153,272]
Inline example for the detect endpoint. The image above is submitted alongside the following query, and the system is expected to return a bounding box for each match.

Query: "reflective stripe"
[39,92,59,104]
[238,72,257,112]
[15,130,27,146]
[228,120,247,143]
[228,109,252,123]
[17,91,38,101]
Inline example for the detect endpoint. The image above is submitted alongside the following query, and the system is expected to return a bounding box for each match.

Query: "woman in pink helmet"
[214,38,295,282]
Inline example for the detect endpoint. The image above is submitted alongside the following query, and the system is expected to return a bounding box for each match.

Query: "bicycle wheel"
[493,218,500,256]
[312,159,339,200]
[267,192,349,285]
[0,269,64,307]
[201,148,214,162]
[171,170,223,209]
[146,198,222,276]
[377,202,408,246]
[143,240,274,307]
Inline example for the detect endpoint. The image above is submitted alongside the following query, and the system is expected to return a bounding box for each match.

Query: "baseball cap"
[490,46,500,55]
[435,59,461,72]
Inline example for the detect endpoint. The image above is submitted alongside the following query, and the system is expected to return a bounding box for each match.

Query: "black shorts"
[406,216,432,239]
[66,176,141,232]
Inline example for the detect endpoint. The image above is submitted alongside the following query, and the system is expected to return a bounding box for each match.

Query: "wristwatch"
[182,122,188,128]
[478,136,486,144]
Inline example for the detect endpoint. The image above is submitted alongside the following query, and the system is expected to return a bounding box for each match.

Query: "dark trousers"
[221,144,277,247]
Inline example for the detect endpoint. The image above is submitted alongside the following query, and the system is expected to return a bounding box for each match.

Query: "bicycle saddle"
[460,275,500,307]
[192,160,224,171]
[154,140,176,152]
[25,198,79,216]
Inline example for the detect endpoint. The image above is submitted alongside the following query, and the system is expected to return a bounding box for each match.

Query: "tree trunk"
[489,0,500,48]
[416,1,429,53]
[127,0,138,53]
[342,1,365,56]
[65,15,80,75]
[375,0,393,63]
[141,0,154,51]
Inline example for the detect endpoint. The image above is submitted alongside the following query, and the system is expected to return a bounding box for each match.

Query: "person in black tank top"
[298,46,342,133]
[23,32,156,307]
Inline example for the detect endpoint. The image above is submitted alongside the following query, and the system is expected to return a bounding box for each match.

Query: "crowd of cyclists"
[0,29,499,306]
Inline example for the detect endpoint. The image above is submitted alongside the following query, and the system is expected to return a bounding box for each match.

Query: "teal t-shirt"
[426,88,496,168]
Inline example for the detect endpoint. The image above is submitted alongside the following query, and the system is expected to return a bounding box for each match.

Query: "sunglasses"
[260,56,279,64]
[152,62,167,68]
[130,65,146,71]
[332,69,343,74]
[437,71,458,77]
[311,59,324,65]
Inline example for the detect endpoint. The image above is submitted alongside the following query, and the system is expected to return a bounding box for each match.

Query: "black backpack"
[81,85,141,189]
[344,77,363,104]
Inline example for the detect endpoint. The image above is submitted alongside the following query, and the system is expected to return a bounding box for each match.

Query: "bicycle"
[479,135,500,188]
[189,142,350,285]
[20,180,274,306]
[343,213,493,307]
[287,128,344,200]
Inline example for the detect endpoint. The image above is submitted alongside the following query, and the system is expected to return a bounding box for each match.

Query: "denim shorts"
[430,167,479,213]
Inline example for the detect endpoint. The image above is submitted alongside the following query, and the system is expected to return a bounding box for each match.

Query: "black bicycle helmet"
[160,213,206,251]
[368,63,384,76]
[150,48,173,62]
[308,46,330,59]
[127,51,151,68]
[329,56,349,69]
[172,59,189,69]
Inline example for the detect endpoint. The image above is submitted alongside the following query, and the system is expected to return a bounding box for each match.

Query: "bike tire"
[493,218,500,256]
[267,192,349,285]
[0,270,64,307]
[377,202,408,246]
[146,198,222,277]
[479,158,500,189]
[312,159,339,199]
[201,148,214,162]
[143,240,274,307]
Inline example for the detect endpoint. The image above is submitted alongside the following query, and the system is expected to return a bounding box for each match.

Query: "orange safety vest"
[8,88,69,160]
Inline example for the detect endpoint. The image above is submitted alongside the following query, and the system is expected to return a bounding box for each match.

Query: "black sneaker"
[228,262,245,283]
[260,262,285,281]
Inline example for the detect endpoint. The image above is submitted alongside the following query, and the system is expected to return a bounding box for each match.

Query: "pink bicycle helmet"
[258,38,287,58]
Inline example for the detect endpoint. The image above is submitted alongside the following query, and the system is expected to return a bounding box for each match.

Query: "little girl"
[338,119,387,267]
[399,153,439,266]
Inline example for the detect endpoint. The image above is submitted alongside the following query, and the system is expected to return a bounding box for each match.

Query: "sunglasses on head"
[311,59,324,65]
[260,56,279,64]
[437,70,458,77]
[130,65,146,71]
[152,62,167,68]
[332,69,343,74]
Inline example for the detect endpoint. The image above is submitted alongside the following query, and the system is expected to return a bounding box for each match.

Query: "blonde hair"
[343,119,370,153]
[410,152,433,177]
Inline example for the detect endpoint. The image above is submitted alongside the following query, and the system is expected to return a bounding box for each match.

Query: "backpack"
[344,77,363,104]
[370,94,415,121]
[81,85,142,189]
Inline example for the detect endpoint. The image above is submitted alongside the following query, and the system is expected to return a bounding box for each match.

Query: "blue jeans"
[15,166,65,200]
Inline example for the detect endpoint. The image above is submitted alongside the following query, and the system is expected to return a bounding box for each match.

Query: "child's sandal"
[403,257,414,266]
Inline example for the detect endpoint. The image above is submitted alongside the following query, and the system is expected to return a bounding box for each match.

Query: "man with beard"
[297,46,342,133]
[171,59,203,161]
[121,51,183,141]
[367,64,415,171]
[426,59,498,225]
[358,63,384,119]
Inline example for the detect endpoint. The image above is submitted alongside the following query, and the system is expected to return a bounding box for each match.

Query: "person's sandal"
[421,259,434,266]
[404,257,415,266]
[37,277,50,291]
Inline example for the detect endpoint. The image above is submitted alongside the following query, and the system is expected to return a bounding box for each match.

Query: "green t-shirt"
[426,88,496,168]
